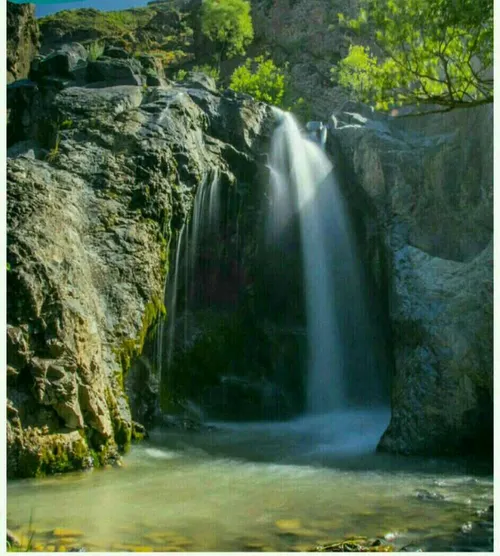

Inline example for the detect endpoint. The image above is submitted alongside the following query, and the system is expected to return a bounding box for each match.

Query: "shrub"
[201,0,254,68]
[87,41,105,62]
[230,56,286,106]
[192,64,220,82]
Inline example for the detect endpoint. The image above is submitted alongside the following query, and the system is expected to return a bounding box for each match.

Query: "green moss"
[28,436,90,478]
[114,296,166,374]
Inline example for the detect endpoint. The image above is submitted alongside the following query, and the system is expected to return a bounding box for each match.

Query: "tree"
[230,56,286,106]
[200,0,254,69]
[334,0,493,113]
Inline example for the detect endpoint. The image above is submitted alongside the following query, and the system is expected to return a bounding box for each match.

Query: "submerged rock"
[415,490,445,502]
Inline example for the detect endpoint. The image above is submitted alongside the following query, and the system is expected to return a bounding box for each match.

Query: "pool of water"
[7,410,493,552]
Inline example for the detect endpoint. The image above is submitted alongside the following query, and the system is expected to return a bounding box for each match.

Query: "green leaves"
[201,0,254,63]
[334,0,493,112]
[230,56,287,106]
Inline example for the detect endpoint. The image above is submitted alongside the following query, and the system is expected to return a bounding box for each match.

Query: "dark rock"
[146,74,163,87]
[415,489,445,501]
[87,58,144,86]
[31,43,88,80]
[103,46,130,59]
[202,376,293,421]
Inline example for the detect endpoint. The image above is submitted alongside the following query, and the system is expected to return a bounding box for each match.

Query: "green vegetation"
[46,134,61,164]
[201,0,254,69]
[173,69,188,81]
[230,56,287,106]
[192,64,220,82]
[87,40,105,62]
[114,296,166,375]
[334,0,493,112]
[39,7,155,39]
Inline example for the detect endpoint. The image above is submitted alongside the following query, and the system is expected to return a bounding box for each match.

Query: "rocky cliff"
[7,2,40,83]
[7,39,272,476]
[330,105,493,456]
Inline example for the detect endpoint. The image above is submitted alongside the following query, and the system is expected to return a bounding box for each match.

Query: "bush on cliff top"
[230,56,286,106]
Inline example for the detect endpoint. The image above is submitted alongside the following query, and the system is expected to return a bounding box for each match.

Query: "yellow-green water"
[7,411,493,552]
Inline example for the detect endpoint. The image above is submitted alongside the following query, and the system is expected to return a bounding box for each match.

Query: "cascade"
[268,110,381,414]
[159,169,221,379]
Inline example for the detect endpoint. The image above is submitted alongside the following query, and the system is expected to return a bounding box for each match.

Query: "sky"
[10,1,152,18]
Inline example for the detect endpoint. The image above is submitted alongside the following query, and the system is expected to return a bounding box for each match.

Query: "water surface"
[7,410,493,552]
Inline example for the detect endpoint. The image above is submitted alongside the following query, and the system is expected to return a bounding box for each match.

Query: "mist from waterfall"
[268,110,380,414]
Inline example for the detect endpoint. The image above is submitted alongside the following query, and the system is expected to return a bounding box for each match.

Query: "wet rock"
[460,522,473,534]
[332,105,493,457]
[52,529,84,538]
[415,489,445,501]
[315,538,395,552]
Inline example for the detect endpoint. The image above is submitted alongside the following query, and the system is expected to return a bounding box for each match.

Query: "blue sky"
[12,1,153,18]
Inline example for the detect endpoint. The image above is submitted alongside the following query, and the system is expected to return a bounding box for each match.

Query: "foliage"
[39,7,155,38]
[334,0,493,112]
[192,64,220,81]
[87,40,105,62]
[201,0,254,66]
[173,69,188,81]
[230,56,287,106]
[46,134,61,164]
[7,262,11,272]
[145,48,191,67]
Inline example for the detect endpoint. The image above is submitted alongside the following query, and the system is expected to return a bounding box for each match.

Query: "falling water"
[268,110,372,414]
[165,223,186,369]
[159,169,221,376]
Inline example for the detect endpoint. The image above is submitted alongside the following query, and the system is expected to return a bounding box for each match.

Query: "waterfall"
[159,169,221,376]
[165,223,186,370]
[268,111,377,414]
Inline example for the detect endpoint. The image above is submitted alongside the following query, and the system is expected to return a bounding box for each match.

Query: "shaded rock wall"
[330,105,493,456]
[7,57,272,476]
[7,2,40,83]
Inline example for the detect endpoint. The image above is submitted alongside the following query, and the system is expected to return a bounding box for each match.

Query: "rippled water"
[7,411,493,552]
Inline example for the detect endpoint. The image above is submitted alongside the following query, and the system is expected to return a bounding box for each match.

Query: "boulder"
[103,46,130,59]
[31,43,88,79]
[87,57,144,87]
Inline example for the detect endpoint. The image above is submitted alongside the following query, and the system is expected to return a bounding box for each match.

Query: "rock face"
[7,49,272,476]
[7,2,40,83]
[330,105,493,456]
